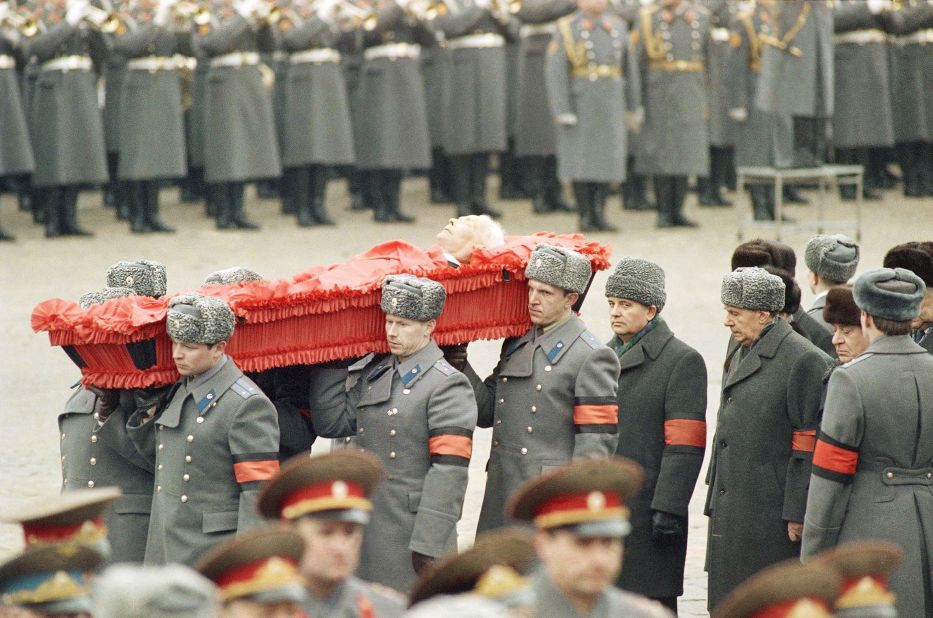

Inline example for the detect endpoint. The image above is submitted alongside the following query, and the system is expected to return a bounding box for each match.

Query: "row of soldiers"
[1,0,932,241]
[6,223,933,615]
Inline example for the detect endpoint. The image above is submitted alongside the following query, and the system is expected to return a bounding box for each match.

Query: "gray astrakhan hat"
[79,286,136,309]
[381,275,447,322]
[853,268,926,322]
[604,257,666,312]
[804,235,859,283]
[721,267,785,312]
[166,293,235,344]
[203,267,264,285]
[106,260,167,298]
[525,245,591,294]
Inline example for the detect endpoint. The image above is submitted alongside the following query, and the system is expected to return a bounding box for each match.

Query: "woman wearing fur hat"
[604,257,707,615]
[802,267,933,618]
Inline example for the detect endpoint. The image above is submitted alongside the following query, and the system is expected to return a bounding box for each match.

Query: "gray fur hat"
[166,293,235,344]
[804,235,860,283]
[721,267,786,312]
[604,257,666,312]
[203,267,264,285]
[524,245,591,294]
[106,260,167,298]
[381,275,447,322]
[92,564,219,618]
[853,267,926,322]
[79,286,136,309]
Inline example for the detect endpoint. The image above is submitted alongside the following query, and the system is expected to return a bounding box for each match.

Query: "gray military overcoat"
[885,0,933,143]
[107,356,280,566]
[545,11,640,182]
[353,4,433,170]
[310,341,478,594]
[793,306,835,358]
[611,320,707,600]
[705,0,739,148]
[0,35,34,177]
[633,2,711,176]
[60,387,153,564]
[513,0,576,157]
[802,336,933,618]
[704,318,831,609]
[115,25,188,181]
[435,7,513,156]
[281,17,355,167]
[832,1,894,148]
[421,41,451,149]
[102,54,126,155]
[195,15,282,183]
[473,314,621,533]
[25,23,108,187]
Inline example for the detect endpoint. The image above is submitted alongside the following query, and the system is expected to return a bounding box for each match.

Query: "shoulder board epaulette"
[230,377,259,399]
[433,358,457,376]
[841,353,874,369]
[579,330,603,350]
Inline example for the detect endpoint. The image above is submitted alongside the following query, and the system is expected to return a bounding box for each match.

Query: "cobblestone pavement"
[1,177,930,616]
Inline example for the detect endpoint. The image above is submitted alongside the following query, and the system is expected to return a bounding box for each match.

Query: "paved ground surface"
[1,176,930,616]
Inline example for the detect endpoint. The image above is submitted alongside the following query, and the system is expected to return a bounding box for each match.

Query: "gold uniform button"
[345,437,352,443]
[389,452,397,459]
[181,495,188,503]
[158,464,163,470]
[886,471,894,479]
[359,427,365,434]
[156,485,161,492]
[498,398,505,404]
[535,384,542,391]
[496,419,502,425]
[87,480,95,488]
[527,427,533,433]
[158,425,163,431]
[196,417,204,424]
[158,444,164,450]
[61,455,66,461]
[520,448,528,455]
[89,458,96,465]
[185,455,192,463]
[183,474,190,482]
[186,435,194,443]
[389,429,397,436]
[531,406,537,413]
[501,377,508,383]
[403,389,411,395]
[61,433,66,441]
[90,435,98,443]
[544,365,552,372]
[93,413,99,420]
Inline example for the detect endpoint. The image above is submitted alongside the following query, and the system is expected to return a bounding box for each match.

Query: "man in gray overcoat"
[804,234,860,331]
[508,457,674,618]
[633,0,711,228]
[195,0,282,230]
[802,267,933,618]
[0,11,34,242]
[279,4,355,227]
[114,0,190,234]
[99,292,281,566]
[258,451,407,617]
[705,266,831,609]
[435,0,515,220]
[545,0,642,232]
[309,275,478,593]
[25,0,109,238]
[471,244,620,533]
[605,258,706,615]
[883,241,933,354]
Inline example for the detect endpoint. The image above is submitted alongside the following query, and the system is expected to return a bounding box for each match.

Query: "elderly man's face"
[171,339,225,376]
[385,315,434,360]
[723,306,771,347]
[436,217,480,264]
[534,530,622,602]
[528,280,577,328]
[830,323,869,363]
[607,297,656,342]
[295,518,364,592]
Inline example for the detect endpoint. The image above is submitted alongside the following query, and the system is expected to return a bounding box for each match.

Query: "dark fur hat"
[823,286,860,327]
[883,242,933,287]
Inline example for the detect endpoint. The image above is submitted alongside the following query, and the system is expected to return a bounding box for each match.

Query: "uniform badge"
[332,480,349,499]
[125,275,134,285]
[730,32,741,48]
[587,491,606,511]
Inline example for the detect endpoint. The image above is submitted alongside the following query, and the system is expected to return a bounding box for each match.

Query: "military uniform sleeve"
[409,370,478,557]
[281,16,333,51]
[514,0,576,25]
[833,1,875,33]
[435,5,485,38]
[782,348,831,524]
[572,346,620,457]
[651,349,707,517]
[623,23,641,113]
[96,393,156,473]
[112,23,160,56]
[544,21,574,118]
[25,22,78,61]
[461,361,492,426]
[802,367,863,559]
[228,393,280,532]
[307,365,360,438]
[194,14,250,56]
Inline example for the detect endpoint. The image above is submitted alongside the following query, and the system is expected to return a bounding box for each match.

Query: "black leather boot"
[544,155,573,212]
[385,171,414,223]
[62,187,93,236]
[130,182,150,233]
[655,176,675,227]
[44,189,63,238]
[592,183,617,232]
[471,154,500,218]
[230,182,259,230]
[670,176,697,227]
[573,182,596,232]
[429,147,452,203]
[144,181,174,233]
[309,166,334,225]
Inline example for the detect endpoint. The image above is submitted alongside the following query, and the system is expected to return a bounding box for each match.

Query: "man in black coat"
[605,257,707,615]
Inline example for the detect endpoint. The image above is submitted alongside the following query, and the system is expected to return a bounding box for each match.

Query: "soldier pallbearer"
[802,267,933,618]
[545,0,641,232]
[604,258,706,614]
[471,244,620,533]
[309,275,477,593]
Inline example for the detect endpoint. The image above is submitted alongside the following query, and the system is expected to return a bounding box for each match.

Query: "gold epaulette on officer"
[736,10,762,70]
[555,15,587,69]
[579,331,602,350]
[840,353,874,369]
[759,1,810,57]
[433,358,457,377]
[639,4,666,60]
[230,377,259,399]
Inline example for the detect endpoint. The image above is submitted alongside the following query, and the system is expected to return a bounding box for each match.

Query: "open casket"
[32,233,612,389]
